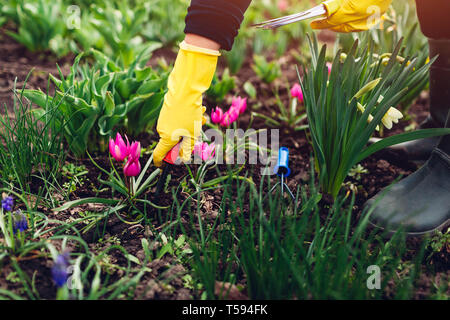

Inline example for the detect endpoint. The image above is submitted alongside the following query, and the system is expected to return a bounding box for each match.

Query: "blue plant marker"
[274,147,291,177]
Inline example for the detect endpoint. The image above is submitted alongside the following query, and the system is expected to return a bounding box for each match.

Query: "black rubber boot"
[366,145,450,236]
[376,38,450,161]
[366,39,450,237]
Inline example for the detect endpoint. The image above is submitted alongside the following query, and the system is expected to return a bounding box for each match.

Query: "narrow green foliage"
[224,35,248,75]
[338,3,430,109]
[206,69,236,103]
[142,0,188,47]
[0,78,66,189]
[22,49,168,157]
[252,55,282,84]
[90,1,161,68]
[300,35,450,198]
[253,83,307,131]
[183,166,424,299]
[5,0,69,56]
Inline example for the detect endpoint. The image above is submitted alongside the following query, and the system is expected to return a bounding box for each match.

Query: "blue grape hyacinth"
[12,210,28,234]
[1,195,14,212]
[52,252,70,288]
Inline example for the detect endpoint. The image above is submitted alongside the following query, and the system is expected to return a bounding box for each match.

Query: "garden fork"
[265,147,296,202]
[252,0,340,30]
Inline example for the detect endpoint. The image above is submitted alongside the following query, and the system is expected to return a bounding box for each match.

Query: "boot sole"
[369,218,450,239]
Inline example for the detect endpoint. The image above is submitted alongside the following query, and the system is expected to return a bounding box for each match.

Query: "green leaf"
[54,197,121,212]
[104,91,115,116]
[135,67,153,82]
[244,81,257,99]
[116,78,140,100]
[357,128,450,162]
[22,89,52,107]
[136,79,164,95]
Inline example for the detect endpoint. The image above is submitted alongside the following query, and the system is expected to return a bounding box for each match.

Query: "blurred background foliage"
[0,0,428,153]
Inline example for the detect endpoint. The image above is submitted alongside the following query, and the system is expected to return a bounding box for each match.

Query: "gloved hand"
[153,41,220,167]
[311,0,392,33]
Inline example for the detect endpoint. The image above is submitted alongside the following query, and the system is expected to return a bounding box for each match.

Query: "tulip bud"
[124,159,141,177]
[277,0,288,12]
[290,83,303,102]
[232,96,247,114]
[194,142,215,162]
[128,141,141,161]
[228,107,239,122]
[211,106,224,124]
[326,62,332,75]
[109,133,130,162]
[221,112,232,127]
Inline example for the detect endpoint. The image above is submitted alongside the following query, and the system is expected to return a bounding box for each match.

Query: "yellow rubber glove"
[153,41,220,167]
[311,0,392,33]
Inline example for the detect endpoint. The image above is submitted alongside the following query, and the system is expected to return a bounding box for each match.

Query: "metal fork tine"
[251,10,313,27]
[253,4,327,29]
[262,11,322,29]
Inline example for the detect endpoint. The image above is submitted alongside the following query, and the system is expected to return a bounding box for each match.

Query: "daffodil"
[353,78,382,100]
[381,107,403,129]
[357,103,380,131]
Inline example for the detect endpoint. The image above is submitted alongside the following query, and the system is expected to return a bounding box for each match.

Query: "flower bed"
[0,0,448,301]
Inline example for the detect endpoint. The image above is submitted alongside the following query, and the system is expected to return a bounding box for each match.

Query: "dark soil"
[0,25,448,300]
[0,24,74,113]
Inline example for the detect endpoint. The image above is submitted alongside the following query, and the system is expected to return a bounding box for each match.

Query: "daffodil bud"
[353,78,382,100]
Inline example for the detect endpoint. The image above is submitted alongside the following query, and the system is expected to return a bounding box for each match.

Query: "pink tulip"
[128,141,141,161]
[231,96,247,114]
[221,108,238,127]
[202,143,215,161]
[277,0,288,12]
[211,106,224,124]
[194,142,215,162]
[193,142,203,158]
[290,83,303,102]
[221,112,233,127]
[123,158,141,177]
[228,107,239,122]
[326,62,332,75]
[109,133,130,162]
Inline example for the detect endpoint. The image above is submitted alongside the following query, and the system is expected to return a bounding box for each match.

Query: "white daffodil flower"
[381,107,403,130]
[357,103,380,131]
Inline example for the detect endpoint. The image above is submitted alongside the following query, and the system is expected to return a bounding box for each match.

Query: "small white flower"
[381,107,403,130]
[377,95,384,104]
[357,102,365,113]
[357,103,379,131]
